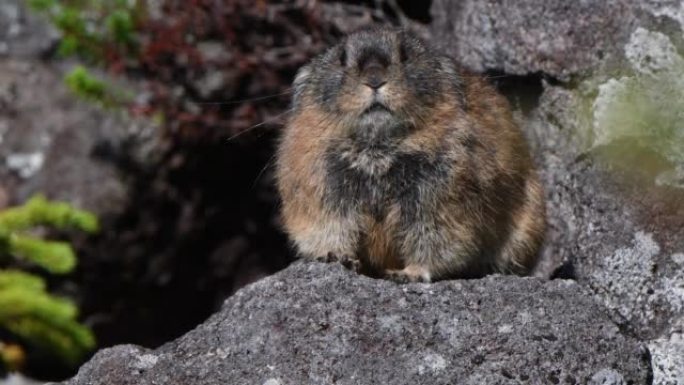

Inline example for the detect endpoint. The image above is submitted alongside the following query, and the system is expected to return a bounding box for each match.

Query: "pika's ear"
[292,65,311,108]
[438,57,467,109]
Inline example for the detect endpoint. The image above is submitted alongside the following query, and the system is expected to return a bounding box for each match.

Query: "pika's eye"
[340,49,347,67]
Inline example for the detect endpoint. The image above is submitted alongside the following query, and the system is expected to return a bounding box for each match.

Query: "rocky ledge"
[58,262,651,385]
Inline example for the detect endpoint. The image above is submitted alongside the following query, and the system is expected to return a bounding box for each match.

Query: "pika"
[275,28,545,282]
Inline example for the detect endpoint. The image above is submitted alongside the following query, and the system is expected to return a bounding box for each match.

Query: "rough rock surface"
[0,0,159,214]
[0,0,59,59]
[59,263,651,385]
[525,82,684,385]
[0,59,160,214]
[649,318,684,385]
[430,0,637,79]
[521,75,683,385]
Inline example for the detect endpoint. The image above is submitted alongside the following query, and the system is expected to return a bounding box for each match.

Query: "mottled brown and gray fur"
[275,28,545,282]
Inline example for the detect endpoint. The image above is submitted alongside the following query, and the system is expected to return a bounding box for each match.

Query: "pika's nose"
[363,60,387,90]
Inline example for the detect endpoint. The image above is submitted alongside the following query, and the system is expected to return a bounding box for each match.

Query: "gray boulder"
[527,82,684,340]
[525,81,684,385]
[430,0,637,79]
[430,0,684,80]
[0,0,59,58]
[59,262,651,385]
[0,59,156,214]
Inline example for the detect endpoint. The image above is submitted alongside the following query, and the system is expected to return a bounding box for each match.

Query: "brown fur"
[275,28,545,282]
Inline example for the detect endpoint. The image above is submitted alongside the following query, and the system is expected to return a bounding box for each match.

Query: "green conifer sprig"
[0,195,97,274]
[0,270,45,292]
[0,196,98,370]
[0,195,98,233]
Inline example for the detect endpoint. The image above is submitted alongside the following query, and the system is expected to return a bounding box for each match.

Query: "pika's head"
[292,28,464,137]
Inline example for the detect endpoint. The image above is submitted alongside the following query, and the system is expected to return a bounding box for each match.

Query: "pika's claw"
[384,270,413,284]
[384,265,432,284]
[314,252,361,273]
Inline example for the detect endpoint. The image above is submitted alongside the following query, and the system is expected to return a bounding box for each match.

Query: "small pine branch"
[0,195,98,274]
[0,285,77,323]
[2,317,95,366]
[0,195,98,233]
[64,66,132,107]
[0,274,95,366]
[0,196,98,370]
[0,270,45,292]
[27,0,140,63]
[9,235,76,274]
[64,66,109,105]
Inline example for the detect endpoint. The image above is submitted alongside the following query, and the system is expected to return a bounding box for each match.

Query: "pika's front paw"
[314,252,361,273]
[384,265,432,284]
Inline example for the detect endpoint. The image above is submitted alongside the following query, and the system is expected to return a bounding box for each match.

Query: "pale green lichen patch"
[589,28,684,186]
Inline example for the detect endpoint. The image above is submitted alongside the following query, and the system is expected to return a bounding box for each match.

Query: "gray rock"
[430,0,684,368]
[429,0,684,80]
[649,318,684,385]
[430,0,637,79]
[0,373,43,385]
[588,369,627,385]
[0,0,162,214]
[524,82,684,382]
[59,263,651,385]
[0,0,59,59]
[0,59,160,214]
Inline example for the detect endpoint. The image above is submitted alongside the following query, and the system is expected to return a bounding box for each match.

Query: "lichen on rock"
[590,27,684,187]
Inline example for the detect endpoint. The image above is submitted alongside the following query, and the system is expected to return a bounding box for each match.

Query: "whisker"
[252,153,278,189]
[475,74,515,79]
[198,89,293,106]
[225,108,294,143]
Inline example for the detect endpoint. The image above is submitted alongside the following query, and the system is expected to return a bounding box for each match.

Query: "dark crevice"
[57,132,292,377]
[483,70,550,116]
[396,0,432,23]
[550,260,577,280]
[324,0,432,24]
[641,344,654,385]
